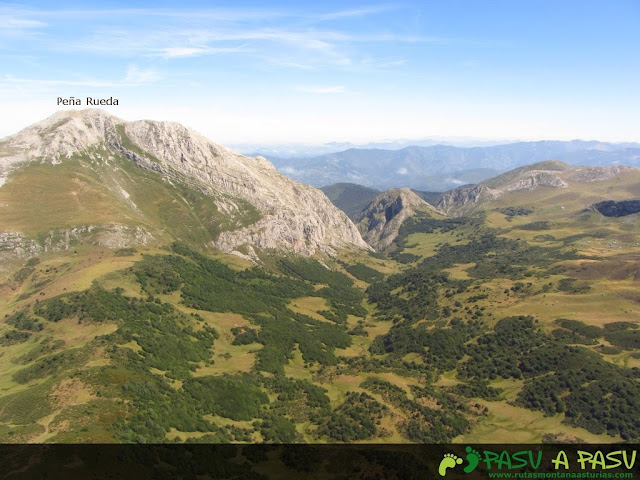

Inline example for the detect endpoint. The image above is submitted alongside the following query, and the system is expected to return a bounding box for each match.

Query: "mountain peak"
[1,109,124,166]
[1,110,369,256]
[356,188,441,251]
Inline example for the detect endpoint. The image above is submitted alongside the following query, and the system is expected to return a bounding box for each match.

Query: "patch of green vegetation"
[136,244,314,314]
[391,252,421,263]
[452,314,640,440]
[362,378,469,442]
[35,286,133,323]
[341,262,384,283]
[533,234,556,242]
[517,221,550,231]
[13,337,65,365]
[252,312,351,375]
[498,206,533,218]
[0,329,31,346]
[318,391,387,441]
[231,327,260,345]
[257,414,299,443]
[557,278,591,294]
[133,245,356,376]
[603,322,640,350]
[114,247,137,256]
[110,303,218,379]
[450,380,503,400]
[552,319,602,345]
[397,215,481,243]
[183,374,268,421]
[0,380,55,424]
[12,349,86,384]
[5,311,44,331]
[459,316,544,381]
[12,266,35,283]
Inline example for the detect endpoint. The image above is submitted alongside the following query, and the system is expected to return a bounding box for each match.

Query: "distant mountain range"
[232,136,509,158]
[264,140,640,192]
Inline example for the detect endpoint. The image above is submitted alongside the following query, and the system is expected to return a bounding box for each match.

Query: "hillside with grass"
[2,112,640,444]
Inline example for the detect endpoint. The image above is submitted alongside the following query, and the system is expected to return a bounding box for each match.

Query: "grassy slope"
[1,164,639,444]
[0,148,261,247]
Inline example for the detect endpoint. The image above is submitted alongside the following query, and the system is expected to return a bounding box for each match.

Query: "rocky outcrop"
[356,188,441,251]
[437,164,572,215]
[501,171,567,192]
[0,232,41,260]
[438,162,640,216]
[436,185,499,215]
[0,109,369,256]
[0,225,154,260]
[566,165,637,182]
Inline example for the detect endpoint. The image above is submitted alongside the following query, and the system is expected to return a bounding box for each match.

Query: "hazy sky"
[1,1,639,145]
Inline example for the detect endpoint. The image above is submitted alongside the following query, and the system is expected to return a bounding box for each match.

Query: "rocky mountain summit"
[0,109,369,258]
[356,188,442,251]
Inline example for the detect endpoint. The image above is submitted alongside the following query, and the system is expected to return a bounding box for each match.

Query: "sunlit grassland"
[288,297,332,322]
[402,231,468,258]
[189,311,259,375]
[283,346,315,381]
[0,159,141,235]
[456,400,621,444]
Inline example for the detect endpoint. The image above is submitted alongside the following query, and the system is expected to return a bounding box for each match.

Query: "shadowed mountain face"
[0,109,369,259]
[593,200,640,217]
[320,183,381,220]
[267,141,640,192]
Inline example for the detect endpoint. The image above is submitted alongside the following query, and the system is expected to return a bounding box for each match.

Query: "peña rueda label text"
[57,97,119,106]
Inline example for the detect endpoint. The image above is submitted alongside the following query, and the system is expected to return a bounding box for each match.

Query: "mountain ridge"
[436,161,640,215]
[0,109,370,258]
[266,141,640,192]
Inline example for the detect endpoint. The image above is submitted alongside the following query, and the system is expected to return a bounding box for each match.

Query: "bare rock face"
[501,171,567,192]
[0,225,154,262]
[356,188,441,251]
[0,109,368,256]
[436,185,499,216]
[566,165,637,183]
[0,232,40,260]
[437,163,569,215]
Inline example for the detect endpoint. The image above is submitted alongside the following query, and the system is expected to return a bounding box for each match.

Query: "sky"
[1,1,639,146]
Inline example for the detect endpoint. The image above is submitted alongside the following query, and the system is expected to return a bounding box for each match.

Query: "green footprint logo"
[464,446,481,474]
[438,453,463,476]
